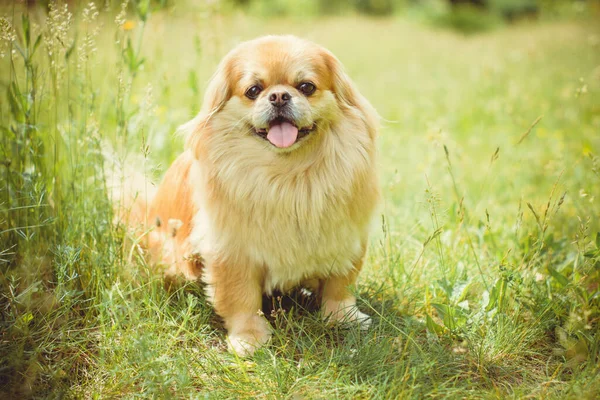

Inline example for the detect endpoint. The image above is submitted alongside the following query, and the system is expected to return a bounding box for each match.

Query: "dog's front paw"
[322,298,371,330]
[355,310,372,330]
[226,314,272,357]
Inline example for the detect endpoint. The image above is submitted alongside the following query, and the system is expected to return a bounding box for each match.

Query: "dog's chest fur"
[242,185,365,293]
[189,132,376,293]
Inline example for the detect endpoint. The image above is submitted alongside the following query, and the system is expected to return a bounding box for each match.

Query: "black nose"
[269,91,291,107]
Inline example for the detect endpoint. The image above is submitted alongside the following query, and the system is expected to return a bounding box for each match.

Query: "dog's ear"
[323,50,379,140]
[199,58,232,118]
[179,57,233,152]
[323,50,360,110]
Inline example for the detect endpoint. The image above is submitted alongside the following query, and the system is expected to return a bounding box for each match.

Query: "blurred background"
[19,0,600,28]
[1,0,600,398]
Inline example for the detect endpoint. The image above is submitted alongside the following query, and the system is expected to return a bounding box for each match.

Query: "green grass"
[1,2,600,398]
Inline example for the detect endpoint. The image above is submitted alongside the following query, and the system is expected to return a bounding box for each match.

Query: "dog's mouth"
[254,117,316,149]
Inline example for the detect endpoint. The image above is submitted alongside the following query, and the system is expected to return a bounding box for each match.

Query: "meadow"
[1,1,600,398]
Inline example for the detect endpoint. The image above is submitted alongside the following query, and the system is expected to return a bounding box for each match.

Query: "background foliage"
[1,0,599,398]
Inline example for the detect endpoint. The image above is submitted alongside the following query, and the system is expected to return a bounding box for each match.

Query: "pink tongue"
[266,122,299,148]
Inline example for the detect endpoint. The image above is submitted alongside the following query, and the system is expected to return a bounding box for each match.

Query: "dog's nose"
[269,91,291,107]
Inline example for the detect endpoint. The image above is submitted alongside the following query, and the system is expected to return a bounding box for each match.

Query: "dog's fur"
[121,35,380,356]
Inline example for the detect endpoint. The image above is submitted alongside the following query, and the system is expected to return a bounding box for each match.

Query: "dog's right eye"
[245,85,263,100]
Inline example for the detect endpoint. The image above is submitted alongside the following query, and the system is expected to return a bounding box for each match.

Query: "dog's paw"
[322,298,371,330]
[226,315,272,357]
[355,310,372,330]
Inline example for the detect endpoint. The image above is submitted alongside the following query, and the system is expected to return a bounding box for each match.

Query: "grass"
[1,1,600,398]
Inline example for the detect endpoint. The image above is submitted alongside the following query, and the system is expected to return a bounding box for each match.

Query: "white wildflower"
[115,0,129,27]
[0,17,17,59]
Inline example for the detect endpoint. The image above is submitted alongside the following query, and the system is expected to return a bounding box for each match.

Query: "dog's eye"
[245,85,263,100]
[297,82,316,96]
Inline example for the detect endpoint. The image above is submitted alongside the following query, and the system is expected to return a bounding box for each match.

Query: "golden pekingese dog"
[123,35,380,356]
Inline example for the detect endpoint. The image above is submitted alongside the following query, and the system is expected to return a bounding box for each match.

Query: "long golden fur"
[122,35,380,356]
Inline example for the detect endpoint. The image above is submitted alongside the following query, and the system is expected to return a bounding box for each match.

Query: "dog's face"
[187,36,374,154]
[236,38,331,150]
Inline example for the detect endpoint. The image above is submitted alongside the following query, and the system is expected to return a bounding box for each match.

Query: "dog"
[121,35,380,356]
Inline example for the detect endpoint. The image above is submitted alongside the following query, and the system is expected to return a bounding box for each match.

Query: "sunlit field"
[1,1,600,398]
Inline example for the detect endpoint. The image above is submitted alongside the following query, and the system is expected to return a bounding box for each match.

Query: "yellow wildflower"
[122,20,136,31]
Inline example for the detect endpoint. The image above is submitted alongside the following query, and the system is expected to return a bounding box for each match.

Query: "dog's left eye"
[245,85,263,100]
[297,82,316,96]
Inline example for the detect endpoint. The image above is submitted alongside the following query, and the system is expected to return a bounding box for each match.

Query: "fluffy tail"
[103,143,157,230]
